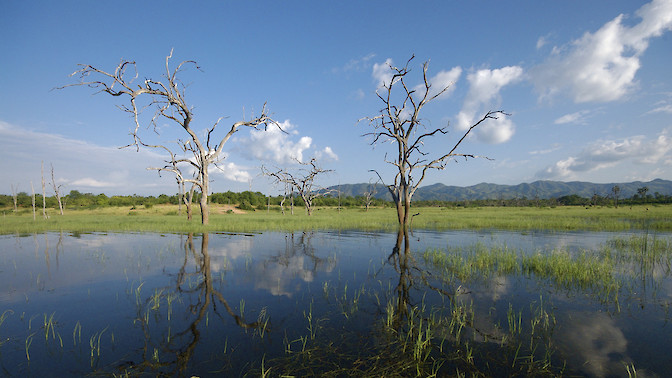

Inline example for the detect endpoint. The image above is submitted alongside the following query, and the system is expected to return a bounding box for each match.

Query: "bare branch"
[360,55,508,227]
[58,50,277,225]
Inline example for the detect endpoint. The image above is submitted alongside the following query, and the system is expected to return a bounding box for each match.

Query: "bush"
[238,200,255,211]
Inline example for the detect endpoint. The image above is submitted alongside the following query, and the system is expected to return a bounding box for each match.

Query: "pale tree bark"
[30,181,36,221]
[363,178,378,211]
[59,49,278,225]
[360,55,507,229]
[261,158,333,216]
[10,184,18,213]
[41,161,47,219]
[50,164,64,215]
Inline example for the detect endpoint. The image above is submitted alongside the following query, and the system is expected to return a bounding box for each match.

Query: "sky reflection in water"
[0,230,670,377]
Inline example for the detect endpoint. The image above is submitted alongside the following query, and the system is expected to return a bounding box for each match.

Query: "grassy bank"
[1,204,670,234]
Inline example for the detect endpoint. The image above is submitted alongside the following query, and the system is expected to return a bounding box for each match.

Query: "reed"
[0,309,12,347]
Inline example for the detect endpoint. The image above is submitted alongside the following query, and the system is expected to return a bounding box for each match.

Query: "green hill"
[329,179,672,201]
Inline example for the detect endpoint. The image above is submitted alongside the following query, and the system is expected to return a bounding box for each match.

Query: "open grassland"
[1,204,670,234]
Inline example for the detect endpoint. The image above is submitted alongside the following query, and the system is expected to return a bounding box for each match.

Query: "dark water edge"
[0,230,670,377]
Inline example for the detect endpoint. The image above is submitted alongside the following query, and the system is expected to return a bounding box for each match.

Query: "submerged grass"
[423,243,621,301]
[1,204,669,234]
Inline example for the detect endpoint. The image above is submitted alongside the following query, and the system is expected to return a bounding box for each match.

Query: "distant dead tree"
[360,55,507,229]
[59,49,278,225]
[262,158,333,216]
[30,181,36,221]
[10,184,19,213]
[41,161,48,219]
[363,178,379,211]
[50,164,64,215]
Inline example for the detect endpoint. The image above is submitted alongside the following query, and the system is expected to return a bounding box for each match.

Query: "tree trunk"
[177,181,183,216]
[31,181,36,221]
[51,164,64,215]
[41,161,48,219]
[200,169,210,225]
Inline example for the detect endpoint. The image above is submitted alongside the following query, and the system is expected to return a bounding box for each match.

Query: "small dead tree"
[30,181,36,221]
[51,164,64,215]
[41,161,48,219]
[360,55,507,228]
[10,184,18,213]
[147,142,198,220]
[59,49,277,225]
[363,178,379,211]
[262,158,333,216]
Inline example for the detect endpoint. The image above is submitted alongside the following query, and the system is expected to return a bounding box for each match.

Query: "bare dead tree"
[146,142,199,220]
[10,184,18,213]
[50,164,64,215]
[363,178,379,211]
[262,158,333,216]
[359,55,507,228]
[30,181,36,221]
[41,161,48,219]
[59,49,278,225]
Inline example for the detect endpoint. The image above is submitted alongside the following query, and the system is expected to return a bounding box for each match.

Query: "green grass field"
[1,203,669,234]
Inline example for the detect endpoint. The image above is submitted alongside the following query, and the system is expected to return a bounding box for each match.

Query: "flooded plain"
[0,229,671,376]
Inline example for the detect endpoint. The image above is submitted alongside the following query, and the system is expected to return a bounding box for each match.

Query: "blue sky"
[1,0,671,196]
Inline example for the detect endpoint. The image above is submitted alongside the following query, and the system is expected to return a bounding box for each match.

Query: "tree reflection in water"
[124,233,266,376]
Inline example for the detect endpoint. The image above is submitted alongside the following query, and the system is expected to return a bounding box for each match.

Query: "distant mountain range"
[328,179,672,201]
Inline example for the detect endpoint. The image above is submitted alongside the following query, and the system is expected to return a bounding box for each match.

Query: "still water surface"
[0,230,670,376]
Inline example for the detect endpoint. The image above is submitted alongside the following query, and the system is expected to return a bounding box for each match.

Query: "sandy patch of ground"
[214,204,246,214]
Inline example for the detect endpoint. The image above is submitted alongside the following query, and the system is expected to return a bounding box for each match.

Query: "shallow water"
[0,230,670,376]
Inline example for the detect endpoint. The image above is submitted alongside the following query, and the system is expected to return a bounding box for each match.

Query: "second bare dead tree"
[360,56,507,229]
[262,158,333,216]
[50,164,64,215]
[60,50,277,225]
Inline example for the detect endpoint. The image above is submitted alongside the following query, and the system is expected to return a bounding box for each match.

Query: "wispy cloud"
[333,53,376,74]
[536,130,672,180]
[0,120,172,194]
[456,66,523,144]
[647,98,672,114]
[531,0,672,103]
[372,58,395,88]
[529,143,562,155]
[554,110,595,125]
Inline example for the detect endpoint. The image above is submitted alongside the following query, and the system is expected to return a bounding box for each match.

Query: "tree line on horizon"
[2,186,669,214]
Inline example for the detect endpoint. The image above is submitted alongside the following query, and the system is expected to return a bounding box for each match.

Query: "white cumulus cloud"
[412,66,462,100]
[456,66,523,144]
[238,120,313,164]
[314,146,339,162]
[531,0,672,103]
[214,161,252,183]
